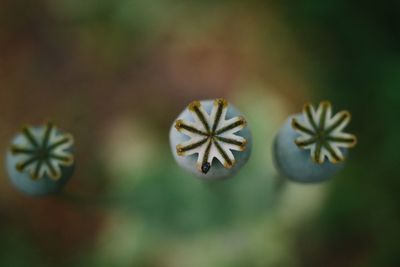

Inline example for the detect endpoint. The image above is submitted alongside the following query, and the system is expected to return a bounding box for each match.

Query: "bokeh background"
[1,1,400,266]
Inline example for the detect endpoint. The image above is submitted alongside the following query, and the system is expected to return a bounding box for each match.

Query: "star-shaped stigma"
[175,99,247,174]
[10,123,74,180]
[292,101,357,164]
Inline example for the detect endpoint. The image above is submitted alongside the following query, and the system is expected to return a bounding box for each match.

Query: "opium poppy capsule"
[6,123,75,196]
[273,101,357,183]
[169,99,252,180]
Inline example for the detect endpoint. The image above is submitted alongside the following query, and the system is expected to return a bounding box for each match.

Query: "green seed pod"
[6,123,75,196]
[170,98,252,180]
[273,101,357,182]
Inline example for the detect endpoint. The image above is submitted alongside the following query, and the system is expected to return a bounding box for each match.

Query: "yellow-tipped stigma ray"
[10,123,74,180]
[292,101,357,164]
[175,99,247,174]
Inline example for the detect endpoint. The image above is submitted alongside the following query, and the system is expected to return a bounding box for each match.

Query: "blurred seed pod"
[273,101,357,183]
[6,123,75,196]
[169,98,252,180]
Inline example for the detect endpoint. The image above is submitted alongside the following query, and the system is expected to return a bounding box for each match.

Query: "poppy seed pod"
[6,123,75,196]
[273,101,357,183]
[169,98,252,180]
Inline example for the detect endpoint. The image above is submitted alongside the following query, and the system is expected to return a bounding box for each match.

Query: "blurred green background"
[1,1,399,266]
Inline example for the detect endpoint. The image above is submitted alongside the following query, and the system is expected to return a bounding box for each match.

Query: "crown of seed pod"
[6,122,75,196]
[169,98,252,179]
[273,101,357,182]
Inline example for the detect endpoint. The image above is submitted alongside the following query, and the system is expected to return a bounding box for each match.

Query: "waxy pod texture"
[274,101,357,183]
[6,123,75,196]
[170,99,252,180]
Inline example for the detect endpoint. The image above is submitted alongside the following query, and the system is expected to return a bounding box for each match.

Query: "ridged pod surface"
[6,123,75,196]
[273,101,357,182]
[170,99,252,180]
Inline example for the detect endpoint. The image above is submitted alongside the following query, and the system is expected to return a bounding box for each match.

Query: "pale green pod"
[6,123,75,196]
[273,101,357,182]
[169,99,252,180]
